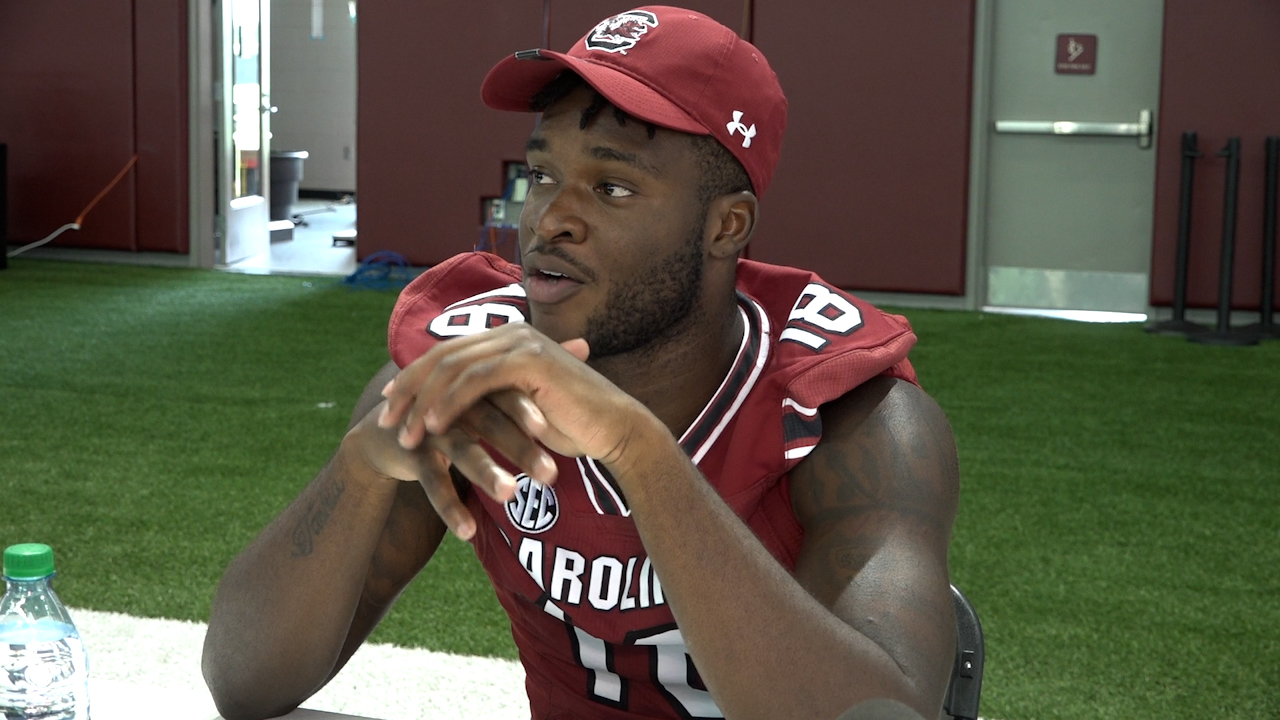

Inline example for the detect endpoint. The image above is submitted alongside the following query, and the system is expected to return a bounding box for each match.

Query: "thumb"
[560,338,590,362]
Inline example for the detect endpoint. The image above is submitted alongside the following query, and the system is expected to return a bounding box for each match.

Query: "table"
[87,678,382,720]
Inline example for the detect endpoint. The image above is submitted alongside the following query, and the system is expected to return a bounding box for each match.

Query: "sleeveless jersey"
[387,252,919,719]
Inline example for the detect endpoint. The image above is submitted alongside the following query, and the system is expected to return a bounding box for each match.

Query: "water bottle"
[0,544,89,720]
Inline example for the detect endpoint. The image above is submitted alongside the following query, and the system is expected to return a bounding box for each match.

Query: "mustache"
[522,244,598,283]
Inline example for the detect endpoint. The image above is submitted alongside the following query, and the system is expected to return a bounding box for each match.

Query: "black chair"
[942,585,985,720]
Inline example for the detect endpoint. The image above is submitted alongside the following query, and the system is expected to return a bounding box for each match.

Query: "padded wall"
[0,2,137,250]
[134,2,190,253]
[356,0,975,286]
[750,1,975,294]
[355,2,542,265]
[0,1,187,254]
[548,0,746,49]
[356,1,746,266]
[1150,1,1280,309]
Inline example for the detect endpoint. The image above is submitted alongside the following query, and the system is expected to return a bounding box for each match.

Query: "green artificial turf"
[904,310,1280,720]
[1,259,1277,718]
[0,259,515,657]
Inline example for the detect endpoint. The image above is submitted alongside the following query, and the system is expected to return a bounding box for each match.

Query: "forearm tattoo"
[291,475,347,557]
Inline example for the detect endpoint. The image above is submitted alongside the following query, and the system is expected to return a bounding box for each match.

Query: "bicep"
[790,377,959,703]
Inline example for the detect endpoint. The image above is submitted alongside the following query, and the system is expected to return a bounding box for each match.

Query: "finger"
[486,390,548,437]
[429,426,518,502]
[397,334,530,448]
[431,354,593,459]
[417,449,476,541]
[379,388,415,430]
[489,382,577,459]
[380,326,528,431]
[422,330,577,435]
[560,338,590,362]
[458,398,558,485]
[378,373,426,431]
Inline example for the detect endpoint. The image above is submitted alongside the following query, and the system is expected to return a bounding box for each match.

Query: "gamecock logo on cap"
[584,10,659,54]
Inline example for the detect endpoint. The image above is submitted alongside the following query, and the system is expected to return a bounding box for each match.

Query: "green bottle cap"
[3,543,56,580]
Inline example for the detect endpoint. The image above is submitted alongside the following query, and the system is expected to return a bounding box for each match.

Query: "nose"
[523,185,588,247]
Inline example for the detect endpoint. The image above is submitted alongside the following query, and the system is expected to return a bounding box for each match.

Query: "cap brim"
[481,50,708,135]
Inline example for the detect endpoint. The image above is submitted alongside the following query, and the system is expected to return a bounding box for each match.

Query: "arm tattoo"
[792,380,958,603]
[291,475,347,557]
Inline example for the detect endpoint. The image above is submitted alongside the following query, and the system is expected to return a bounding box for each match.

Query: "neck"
[589,289,744,439]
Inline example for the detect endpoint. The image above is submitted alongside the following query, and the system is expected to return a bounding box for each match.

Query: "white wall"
[270,0,356,192]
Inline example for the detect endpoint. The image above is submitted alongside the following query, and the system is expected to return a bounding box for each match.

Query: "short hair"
[529,71,753,208]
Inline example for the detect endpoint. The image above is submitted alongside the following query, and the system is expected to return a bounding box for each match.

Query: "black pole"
[1,143,8,271]
[1191,137,1258,346]
[1243,137,1279,340]
[1147,131,1205,335]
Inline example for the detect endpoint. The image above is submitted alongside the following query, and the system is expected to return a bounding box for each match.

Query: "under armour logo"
[726,111,756,148]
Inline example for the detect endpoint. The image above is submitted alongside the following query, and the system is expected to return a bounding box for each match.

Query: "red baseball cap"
[481,6,787,197]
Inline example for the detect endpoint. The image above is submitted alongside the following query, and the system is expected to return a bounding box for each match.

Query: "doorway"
[211,0,358,276]
[980,0,1165,315]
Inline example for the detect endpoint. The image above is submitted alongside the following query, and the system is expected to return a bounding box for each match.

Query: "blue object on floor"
[342,251,420,291]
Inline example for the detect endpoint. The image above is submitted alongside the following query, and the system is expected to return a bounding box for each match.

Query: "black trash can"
[269,150,309,221]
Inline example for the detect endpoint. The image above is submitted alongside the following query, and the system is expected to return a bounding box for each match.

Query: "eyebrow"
[589,146,661,177]
[525,136,661,177]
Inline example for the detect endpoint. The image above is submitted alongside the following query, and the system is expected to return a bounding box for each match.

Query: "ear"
[705,191,758,259]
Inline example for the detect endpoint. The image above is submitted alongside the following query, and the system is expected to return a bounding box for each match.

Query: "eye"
[598,183,635,198]
[529,169,555,185]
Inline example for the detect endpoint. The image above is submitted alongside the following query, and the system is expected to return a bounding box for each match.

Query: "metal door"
[215,0,272,265]
[982,0,1164,313]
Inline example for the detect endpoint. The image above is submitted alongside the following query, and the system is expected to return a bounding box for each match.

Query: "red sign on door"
[1056,34,1097,75]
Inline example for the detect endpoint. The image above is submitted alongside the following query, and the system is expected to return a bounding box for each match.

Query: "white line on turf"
[71,607,529,720]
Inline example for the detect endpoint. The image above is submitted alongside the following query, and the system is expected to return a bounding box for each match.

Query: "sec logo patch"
[505,474,559,534]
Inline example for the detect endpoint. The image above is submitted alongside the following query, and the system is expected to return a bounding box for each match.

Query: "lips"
[525,270,584,305]
[523,251,590,305]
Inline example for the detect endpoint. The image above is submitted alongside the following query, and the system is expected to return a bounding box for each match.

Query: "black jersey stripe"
[577,458,618,516]
[578,457,628,516]
[591,458,628,516]
[782,411,824,444]
[678,294,765,460]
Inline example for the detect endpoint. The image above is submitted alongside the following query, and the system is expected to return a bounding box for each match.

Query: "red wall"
[1151,1,1280,310]
[548,0,745,49]
[0,1,187,253]
[357,1,976,292]
[357,0,746,266]
[750,1,974,294]
[134,3,190,253]
[356,1,540,265]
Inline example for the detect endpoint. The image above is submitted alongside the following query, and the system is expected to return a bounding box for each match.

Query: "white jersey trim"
[782,398,819,416]
[783,445,817,460]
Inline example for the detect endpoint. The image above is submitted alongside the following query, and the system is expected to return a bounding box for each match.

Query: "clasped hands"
[352,323,651,540]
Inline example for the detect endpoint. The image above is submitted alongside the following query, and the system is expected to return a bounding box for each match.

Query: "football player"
[204,7,959,720]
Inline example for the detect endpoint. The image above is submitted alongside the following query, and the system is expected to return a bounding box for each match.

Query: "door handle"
[994,109,1152,149]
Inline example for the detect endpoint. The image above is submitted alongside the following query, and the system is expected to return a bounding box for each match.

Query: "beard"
[583,219,705,359]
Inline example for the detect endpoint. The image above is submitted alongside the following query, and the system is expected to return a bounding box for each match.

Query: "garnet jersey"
[388,252,919,719]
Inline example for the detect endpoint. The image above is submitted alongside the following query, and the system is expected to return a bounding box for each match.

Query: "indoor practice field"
[0,259,1276,719]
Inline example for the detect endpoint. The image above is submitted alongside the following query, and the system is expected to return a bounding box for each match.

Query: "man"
[202,7,959,720]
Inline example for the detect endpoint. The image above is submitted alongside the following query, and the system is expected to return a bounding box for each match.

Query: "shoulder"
[788,376,959,540]
[732,260,921,469]
[388,252,527,369]
[737,259,918,391]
